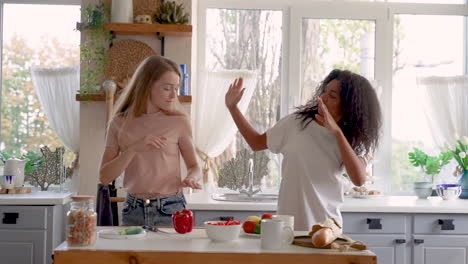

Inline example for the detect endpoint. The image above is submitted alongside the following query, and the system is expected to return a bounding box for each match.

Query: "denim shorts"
[121,193,186,227]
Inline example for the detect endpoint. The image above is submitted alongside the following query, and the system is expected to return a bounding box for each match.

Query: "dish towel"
[96,183,114,226]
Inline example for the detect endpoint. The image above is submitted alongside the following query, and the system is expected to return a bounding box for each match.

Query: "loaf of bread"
[311,227,336,248]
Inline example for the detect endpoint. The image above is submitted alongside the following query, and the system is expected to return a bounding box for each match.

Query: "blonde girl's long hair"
[113,55,186,119]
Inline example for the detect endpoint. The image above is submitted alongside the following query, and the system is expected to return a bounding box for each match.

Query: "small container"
[179,64,189,95]
[67,195,97,246]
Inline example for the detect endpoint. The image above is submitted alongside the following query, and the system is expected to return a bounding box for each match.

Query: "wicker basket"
[134,0,160,17]
[104,39,156,91]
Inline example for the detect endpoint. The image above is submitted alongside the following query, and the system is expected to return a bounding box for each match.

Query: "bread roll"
[311,227,336,248]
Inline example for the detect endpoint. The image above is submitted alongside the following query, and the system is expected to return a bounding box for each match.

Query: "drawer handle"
[438,219,455,230]
[395,239,406,244]
[414,239,424,244]
[2,212,19,224]
[366,218,382,230]
[219,216,235,221]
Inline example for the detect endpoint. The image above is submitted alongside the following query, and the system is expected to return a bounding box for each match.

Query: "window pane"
[1,4,80,157]
[205,9,282,191]
[391,15,465,192]
[301,18,376,105]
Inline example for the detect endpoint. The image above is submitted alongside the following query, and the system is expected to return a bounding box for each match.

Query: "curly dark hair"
[295,69,382,157]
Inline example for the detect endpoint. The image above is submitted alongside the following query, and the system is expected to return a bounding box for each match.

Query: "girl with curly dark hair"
[225,69,382,231]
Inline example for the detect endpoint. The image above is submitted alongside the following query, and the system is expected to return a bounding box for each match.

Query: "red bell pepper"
[172,209,194,234]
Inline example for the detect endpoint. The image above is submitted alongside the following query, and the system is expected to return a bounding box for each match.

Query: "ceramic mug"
[272,215,295,231]
[260,219,294,250]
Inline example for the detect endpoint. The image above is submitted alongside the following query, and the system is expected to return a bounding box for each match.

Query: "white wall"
[78,0,193,195]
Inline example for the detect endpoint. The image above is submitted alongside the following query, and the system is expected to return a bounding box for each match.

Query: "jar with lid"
[67,195,97,246]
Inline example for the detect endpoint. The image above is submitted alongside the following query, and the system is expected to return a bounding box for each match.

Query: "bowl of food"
[436,184,462,200]
[204,220,242,242]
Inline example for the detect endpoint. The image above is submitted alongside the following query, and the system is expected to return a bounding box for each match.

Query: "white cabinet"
[0,205,66,264]
[411,214,468,264]
[343,213,468,264]
[343,213,410,264]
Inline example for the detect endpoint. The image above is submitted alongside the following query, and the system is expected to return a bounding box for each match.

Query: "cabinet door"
[413,235,468,264]
[0,230,47,264]
[347,234,407,264]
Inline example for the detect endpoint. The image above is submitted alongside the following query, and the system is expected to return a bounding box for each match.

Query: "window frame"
[196,0,468,194]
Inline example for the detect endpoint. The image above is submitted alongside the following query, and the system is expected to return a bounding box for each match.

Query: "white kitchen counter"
[185,192,468,214]
[0,191,73,205]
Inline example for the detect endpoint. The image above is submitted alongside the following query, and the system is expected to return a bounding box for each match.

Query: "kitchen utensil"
[142,225,171,234]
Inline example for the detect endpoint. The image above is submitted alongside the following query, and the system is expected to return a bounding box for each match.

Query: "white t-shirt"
[267,114,346,231]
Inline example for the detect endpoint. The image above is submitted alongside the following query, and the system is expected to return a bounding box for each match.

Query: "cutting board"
[0,187,32,194]
[293,235,368,251]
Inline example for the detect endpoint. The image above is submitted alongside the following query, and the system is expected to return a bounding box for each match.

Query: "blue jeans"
[121,193,186,227]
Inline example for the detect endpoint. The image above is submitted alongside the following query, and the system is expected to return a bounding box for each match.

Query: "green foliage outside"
[1,32,78,182]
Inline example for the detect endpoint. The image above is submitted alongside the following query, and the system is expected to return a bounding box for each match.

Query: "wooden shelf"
[104,23,192,37]
[76,93,191,103]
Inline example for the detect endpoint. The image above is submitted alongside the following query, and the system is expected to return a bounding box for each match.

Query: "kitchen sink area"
[210,193,278,202]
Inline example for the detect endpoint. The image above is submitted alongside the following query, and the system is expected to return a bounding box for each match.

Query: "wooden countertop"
[53,227,376,264]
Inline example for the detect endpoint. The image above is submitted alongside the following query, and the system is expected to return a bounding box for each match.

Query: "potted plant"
[408,147,451,198]
[444,137,468,198]
[76,1,112,100]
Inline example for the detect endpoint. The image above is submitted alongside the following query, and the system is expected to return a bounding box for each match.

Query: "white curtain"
[192,70,257,189]
[417,75,468,147]
[30,66,80,153]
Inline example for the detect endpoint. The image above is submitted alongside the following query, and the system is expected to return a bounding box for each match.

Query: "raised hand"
[225,77,245,110]
[315,97,342,136]
[181,177,202,189]
[130,135,167,152]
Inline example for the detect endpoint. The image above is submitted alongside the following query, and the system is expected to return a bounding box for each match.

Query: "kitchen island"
[53,227,376,264]
[185,192,468,264]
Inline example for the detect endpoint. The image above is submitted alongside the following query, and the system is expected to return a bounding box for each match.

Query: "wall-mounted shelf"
[76,93,191,103]
[104,23,192,37]
[104,23,192,56]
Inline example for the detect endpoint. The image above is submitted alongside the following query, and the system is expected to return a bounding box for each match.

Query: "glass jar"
[66,195,97,246]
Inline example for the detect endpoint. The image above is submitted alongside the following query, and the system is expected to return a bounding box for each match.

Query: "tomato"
[261,213,273,219]
[242,220,257,233]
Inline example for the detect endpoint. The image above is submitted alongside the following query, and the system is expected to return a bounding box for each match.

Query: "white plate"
[349,193,383,199]
[241,231,260,238]
[98,229,147,240]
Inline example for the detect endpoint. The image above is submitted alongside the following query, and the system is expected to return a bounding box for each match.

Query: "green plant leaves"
[408,147,453,177]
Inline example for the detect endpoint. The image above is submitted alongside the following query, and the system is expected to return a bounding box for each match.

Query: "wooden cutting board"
[293,235,368,251]
[0,187,32,194]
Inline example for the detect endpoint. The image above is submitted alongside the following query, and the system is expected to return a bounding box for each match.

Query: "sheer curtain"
[417,76,468,147]
[30,66,80,157]
[192,70,257,190]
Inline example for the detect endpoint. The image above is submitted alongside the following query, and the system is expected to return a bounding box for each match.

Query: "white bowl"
[204,221,241,242]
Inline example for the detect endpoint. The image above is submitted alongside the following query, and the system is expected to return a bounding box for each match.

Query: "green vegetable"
[119,226,143,235]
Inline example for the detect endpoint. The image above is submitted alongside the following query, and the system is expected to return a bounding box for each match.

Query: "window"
[197,1,468,194]
[0,2,80,183]
[391,14,466,192]
[202,7,283,192]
